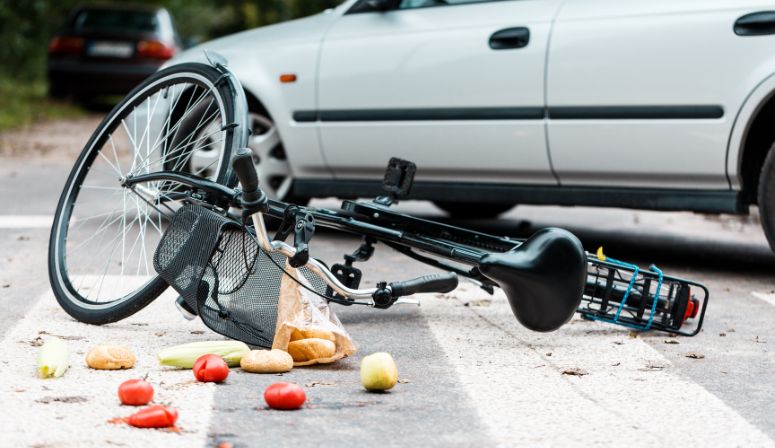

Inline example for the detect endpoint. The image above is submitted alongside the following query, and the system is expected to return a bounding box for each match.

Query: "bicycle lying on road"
[48,55,708,348]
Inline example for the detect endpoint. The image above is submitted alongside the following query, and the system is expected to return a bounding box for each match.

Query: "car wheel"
[434,201,515,219]
[247,112,306,204]
[758,142,775,251]
[189,110,307,205]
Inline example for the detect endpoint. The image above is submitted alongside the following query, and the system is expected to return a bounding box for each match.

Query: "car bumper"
[47,60,162,95]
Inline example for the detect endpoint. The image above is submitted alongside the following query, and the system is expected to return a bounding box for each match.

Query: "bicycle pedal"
[175,296,197,321]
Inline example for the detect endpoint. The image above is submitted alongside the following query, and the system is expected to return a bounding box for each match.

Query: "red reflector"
[137,40,175,60]
[49,36,84,54]
[683,297,699,323]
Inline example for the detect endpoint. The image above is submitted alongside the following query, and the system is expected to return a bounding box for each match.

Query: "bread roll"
[290,328,336,343]
[289,328,305,342]
[85,345,136,370]
[287,338,336,363]
[240,349,293,373]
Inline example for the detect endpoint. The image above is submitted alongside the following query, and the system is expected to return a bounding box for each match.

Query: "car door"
[313,0,563,185]
[546,0,766,190]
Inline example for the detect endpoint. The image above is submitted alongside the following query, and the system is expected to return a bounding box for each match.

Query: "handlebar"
[370,272,458,308]
[389,272,458,297]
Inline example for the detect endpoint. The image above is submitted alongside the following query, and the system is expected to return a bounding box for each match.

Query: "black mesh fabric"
[154,204,329,347]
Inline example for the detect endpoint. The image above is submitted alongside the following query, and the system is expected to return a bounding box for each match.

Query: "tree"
[0,0,343,80]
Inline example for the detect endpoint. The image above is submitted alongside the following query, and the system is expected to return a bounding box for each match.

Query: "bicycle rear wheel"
[49,62,247,324]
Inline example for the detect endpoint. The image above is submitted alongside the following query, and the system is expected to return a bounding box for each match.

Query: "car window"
[399,0,505,9]
[74,9,159,33]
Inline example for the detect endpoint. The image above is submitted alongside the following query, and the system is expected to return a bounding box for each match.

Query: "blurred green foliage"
[0,0,342,80]
[0,77,84,131]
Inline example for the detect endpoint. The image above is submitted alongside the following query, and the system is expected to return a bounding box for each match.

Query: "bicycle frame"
[125,169,709,336]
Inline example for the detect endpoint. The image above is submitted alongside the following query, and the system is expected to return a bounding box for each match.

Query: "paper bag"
[272,262,356,366]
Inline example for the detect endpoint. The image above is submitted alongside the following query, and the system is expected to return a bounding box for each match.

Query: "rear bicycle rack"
[579,253,708,336]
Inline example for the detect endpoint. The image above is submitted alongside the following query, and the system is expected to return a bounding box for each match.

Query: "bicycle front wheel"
[49,62,247,324]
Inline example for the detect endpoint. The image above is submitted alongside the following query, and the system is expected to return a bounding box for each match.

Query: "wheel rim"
[53,73,227,308]
[189,111,292,199]
[249,113,292,199]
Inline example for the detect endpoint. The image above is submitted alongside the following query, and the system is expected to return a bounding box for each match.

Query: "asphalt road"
[1,119,775,447]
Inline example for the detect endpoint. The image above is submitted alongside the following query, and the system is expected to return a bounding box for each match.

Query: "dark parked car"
[47,4,180,100]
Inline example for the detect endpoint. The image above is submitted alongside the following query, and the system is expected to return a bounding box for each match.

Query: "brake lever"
[393,298,420,306]
[289,213,315,268]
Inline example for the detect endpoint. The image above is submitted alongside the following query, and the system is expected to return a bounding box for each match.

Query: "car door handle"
[734,11,775,36]
[489,27,530,50]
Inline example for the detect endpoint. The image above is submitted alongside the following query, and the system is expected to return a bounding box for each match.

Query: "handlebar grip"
[389,272,458,297]
[230,147,262,205]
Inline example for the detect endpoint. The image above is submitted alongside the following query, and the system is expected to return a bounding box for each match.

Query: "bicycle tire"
[48,62,247,324]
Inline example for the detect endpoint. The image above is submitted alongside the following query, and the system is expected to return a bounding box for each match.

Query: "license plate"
[88,41,133,58]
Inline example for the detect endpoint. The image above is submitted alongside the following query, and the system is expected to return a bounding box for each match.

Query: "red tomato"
[263,382,306,410]
[193,354,229,383]
[118,379,154,406]
[128,404,178,428]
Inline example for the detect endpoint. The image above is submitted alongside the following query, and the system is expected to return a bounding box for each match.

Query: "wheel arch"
[242,87,270,118]
[164,49,329,180]
[728,73,775,206]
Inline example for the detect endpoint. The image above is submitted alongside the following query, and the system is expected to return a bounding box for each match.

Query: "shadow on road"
[314,212,775,276]
[440,217,775,275]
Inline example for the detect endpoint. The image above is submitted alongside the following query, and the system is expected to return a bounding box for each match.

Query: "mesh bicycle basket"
[153,204,328,347]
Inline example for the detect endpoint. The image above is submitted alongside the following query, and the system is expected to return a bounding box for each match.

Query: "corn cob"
[157,340,250,368]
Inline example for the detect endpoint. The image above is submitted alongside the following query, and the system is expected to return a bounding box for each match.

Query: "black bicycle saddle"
[478,227,587,332]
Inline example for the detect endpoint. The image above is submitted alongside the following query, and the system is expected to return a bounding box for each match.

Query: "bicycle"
[48,55,708,349]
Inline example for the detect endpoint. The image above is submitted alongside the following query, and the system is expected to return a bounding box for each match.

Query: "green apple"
[360,352,399,392]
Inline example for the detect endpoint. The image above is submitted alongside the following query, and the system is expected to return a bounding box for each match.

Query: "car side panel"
[316,1,562,184]
[547,0,775,190]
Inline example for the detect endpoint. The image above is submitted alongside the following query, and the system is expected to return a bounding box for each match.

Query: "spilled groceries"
[360,352,399,392]
[117,379,154,406]
[127,404,179,429]
[240,349,294,374]
[192,354,230,383]
[37,336,68,378]
[86,345,136,370]
[157,340,250,368]
[264,382,306,410]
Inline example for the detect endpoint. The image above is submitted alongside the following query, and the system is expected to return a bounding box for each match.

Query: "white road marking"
[0,215,54,229]
[753,291,775,307]
[0,280,217,447]
[421,283,775,447]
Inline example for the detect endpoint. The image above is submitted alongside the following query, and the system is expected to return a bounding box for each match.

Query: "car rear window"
[74,9,159,33]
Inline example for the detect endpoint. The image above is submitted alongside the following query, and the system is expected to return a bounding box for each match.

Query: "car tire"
[434,201,515,219]
[758,142,775,252]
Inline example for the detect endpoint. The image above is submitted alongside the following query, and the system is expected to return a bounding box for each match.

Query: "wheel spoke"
[130,107,220,176]
[56,73,229,308]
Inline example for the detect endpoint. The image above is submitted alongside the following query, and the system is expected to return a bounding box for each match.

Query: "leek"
[37,336,69,378]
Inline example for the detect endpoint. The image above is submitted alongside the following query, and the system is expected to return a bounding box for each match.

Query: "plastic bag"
[272,262,356,366]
